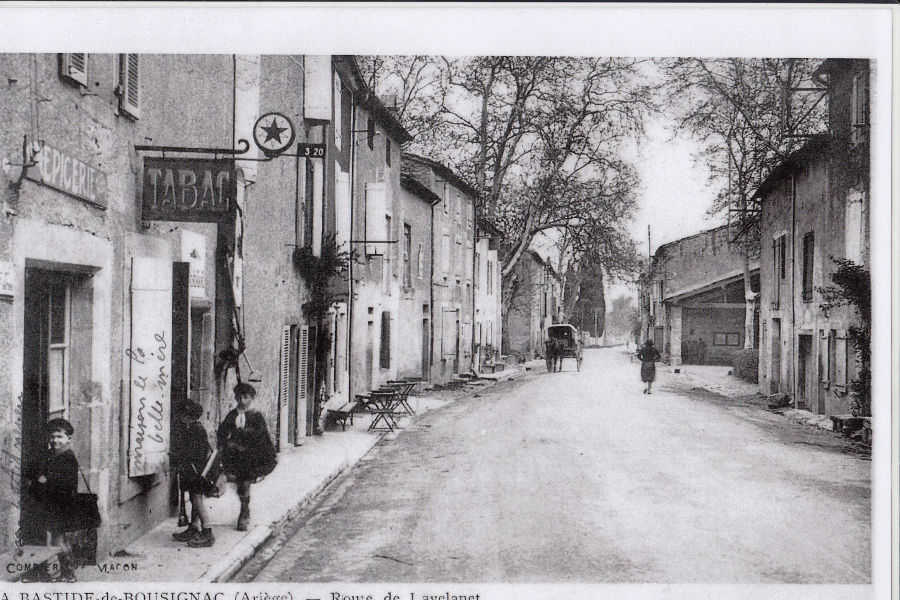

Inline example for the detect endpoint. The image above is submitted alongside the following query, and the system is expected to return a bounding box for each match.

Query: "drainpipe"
[347,79,357,403]
[790,173,797,408]
[429,198,435,384]
[471,197,478,373]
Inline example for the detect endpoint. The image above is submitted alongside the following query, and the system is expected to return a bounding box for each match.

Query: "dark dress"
[217,409,277,482]
[35,449,79,534]
[637,346,661,383]
[172,421,211,494]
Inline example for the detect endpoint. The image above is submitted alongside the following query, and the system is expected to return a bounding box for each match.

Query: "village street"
[236,348,871,584]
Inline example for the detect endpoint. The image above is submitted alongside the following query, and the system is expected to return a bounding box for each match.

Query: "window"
[384,215,392,293]
[417,243,424,279]
[850,71,869,144]
[118,54,140,119]
[333,73,342,150]
[455,192,461,223]
[465,241,473,280]
[403,224,411,287]
[380,311,391,369]
[367,118,375,150]
[441,182,448,214]
[772,234,786,309]
[833,332,848,388]
[297,158,314,249]
[486,260,493,295]
[385,138,392,167]
[802,232,814,302]
[845,190,863,264]
[441,233,450,276]
[467,200,473,226]
[713,333,741,346]
[48,280,71,417]
[474,252,481,287]
[819,329,830,386]
[59,53,87,86]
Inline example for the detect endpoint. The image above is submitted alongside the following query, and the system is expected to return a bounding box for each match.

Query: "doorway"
[20,268,80,544]
[798,334,813,410]
[770,318,781,393]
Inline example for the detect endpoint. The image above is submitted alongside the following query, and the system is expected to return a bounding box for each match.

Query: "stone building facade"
[641,225,759,365]
[504,250,562,360]
[401,153,476,384]
[346,78,414,399]
[757,59,870,416]
[473,218,503,372]
[0,52,367,559]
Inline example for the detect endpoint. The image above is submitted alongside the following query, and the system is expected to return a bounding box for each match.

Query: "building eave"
[664,265,760,303]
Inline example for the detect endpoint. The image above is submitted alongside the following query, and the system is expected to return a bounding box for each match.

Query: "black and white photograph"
[0,5,892,600]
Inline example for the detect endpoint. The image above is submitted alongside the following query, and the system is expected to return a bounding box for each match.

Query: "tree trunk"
[742,241,755,350]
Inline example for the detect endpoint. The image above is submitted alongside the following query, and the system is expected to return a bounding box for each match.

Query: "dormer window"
[850,70,869,145]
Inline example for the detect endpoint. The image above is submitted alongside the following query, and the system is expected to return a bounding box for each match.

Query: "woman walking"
[217,383,277,531]
[637,339,661,394]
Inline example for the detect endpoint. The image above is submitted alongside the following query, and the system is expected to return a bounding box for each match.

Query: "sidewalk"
[660,362,836,432]
[80,366,527,583]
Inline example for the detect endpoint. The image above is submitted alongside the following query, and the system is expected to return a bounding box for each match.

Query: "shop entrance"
[20,267,87,544]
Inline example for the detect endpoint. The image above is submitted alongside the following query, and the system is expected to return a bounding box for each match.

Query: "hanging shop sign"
[27,143,108,208]
[252,112,296,156]
[141,157,235,222]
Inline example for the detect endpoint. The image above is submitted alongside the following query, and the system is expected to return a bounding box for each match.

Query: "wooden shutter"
[59,53,87,86]
[128,257,172,477]
[119,54,140,119]
[834,332,848,388]
[380,311,391,369]
[279,326,291,415]
[303,56,332,123]
[819,330,830,385]
[335,171,351,252]
[365,183,386,255]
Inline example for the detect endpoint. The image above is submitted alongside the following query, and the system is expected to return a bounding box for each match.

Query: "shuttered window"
[380,311,391,369]
[119,54,140,119]
[278,326,291,421]
[802,232,814,303]
[365,183,386,255]
[834,332,848,388]
[417,243,424,279]
[59,53,87,86]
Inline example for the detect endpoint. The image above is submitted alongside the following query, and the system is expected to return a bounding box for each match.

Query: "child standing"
[171,401,215,547]
[35,418,79,582]
[217,383,277,531]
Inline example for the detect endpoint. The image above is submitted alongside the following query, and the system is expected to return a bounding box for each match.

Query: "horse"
[545,338,563,372]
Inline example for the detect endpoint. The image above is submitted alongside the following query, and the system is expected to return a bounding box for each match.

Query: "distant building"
[757,59,870,416]
[344,62,413,402]
[641,225,759,365]
[473,217,503,372]
[504,250,562,360]
[402,153,477,384]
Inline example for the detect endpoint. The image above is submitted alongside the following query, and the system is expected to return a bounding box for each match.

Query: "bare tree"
[661,57,827,349]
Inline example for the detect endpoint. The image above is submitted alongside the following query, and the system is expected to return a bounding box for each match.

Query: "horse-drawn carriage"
[544,324,583,372]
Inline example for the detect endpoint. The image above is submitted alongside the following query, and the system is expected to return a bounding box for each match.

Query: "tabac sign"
[27,143,108,208]
[141,157,235,222]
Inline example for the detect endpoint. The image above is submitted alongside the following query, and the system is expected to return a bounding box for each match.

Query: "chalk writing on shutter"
[128,257,172,477]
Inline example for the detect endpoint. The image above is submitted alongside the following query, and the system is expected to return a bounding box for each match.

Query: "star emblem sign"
[252,112,295,155]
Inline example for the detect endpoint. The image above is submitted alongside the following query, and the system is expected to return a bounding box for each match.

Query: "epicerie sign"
[141,157,236,222]
[27,143,108,208]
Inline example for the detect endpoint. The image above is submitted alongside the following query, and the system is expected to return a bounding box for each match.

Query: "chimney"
[381,94,399,117]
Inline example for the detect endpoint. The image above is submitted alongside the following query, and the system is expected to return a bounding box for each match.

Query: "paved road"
[239,348,870,583]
